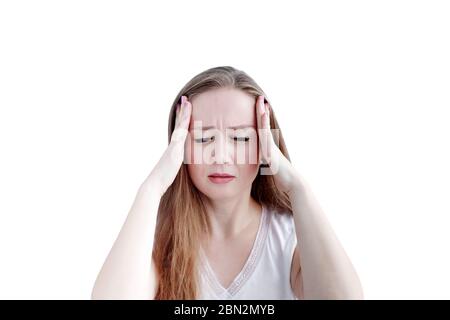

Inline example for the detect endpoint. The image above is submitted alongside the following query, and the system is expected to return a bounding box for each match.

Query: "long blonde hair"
[153,66,293,299]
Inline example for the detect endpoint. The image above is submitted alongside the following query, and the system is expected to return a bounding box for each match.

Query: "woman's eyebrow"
[200,124,254,130]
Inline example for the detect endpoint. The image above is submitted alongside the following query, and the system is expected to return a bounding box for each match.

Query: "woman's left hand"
[256,95,304,195]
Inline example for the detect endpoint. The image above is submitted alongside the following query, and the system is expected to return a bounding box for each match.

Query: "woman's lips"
[208,174,235,184]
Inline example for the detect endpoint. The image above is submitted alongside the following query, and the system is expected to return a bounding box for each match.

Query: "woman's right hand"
[140,96,192,197]
[92,99,192,300]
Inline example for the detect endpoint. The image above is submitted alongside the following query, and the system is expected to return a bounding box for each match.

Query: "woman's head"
[154,66,293,299]
[185,87,260,201]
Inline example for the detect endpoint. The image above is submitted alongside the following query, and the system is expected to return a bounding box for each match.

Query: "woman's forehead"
[189,88,256,128]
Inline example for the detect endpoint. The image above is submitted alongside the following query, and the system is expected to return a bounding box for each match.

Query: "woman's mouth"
[208,173,235,184]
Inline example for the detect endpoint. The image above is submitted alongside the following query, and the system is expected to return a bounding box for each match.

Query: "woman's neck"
[202,194,262,241]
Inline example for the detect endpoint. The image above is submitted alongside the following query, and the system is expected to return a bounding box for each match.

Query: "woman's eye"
[194,136,250,143]
[233,136,250,142]
[194,136,215,143]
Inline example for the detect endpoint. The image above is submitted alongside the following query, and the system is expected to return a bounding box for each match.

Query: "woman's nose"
[211,136,233,165]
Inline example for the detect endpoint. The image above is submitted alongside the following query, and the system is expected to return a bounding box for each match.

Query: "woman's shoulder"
[263,204,296,243]
[264,204,294,228]
[262,204,298,274]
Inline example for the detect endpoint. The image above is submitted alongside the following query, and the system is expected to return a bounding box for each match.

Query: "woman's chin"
[201,189,238,201]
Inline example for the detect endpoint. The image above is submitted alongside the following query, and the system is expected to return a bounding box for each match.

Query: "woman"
[91,66,364,300]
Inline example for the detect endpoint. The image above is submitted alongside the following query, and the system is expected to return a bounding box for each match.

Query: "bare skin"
[200,199,262,290]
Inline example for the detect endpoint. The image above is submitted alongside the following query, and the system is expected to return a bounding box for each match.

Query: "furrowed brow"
[199,124,254,130]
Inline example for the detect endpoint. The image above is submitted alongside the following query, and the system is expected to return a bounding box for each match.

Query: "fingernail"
[181,96,186,106]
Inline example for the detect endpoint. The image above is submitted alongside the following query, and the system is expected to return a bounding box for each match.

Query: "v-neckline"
[199,204,270,298]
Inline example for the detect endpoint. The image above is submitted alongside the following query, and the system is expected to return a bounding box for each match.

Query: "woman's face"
[185,87,260,200]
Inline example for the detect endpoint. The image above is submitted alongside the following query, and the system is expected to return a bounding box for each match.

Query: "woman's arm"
[288,175,364,299]
[91,96,193,299]
[254,95,363,299]
[91,176,162,300]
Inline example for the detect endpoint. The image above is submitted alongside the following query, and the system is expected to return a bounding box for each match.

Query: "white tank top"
[197,203,299,300]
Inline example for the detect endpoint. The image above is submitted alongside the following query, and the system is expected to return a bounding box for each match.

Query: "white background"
[0,1,449,299]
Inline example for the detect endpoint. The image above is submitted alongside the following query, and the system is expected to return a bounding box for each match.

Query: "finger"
[261,101,281,176]
[179,98,192,129]
[257,96,270,165]
[259,98,279,176]
[171,97,191,143]
[174,102,181,128]
[255,96,262,163]
[256,95,263,130]
[174,96,188,130]
[262,102,272,162]
[262,102,271,132]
